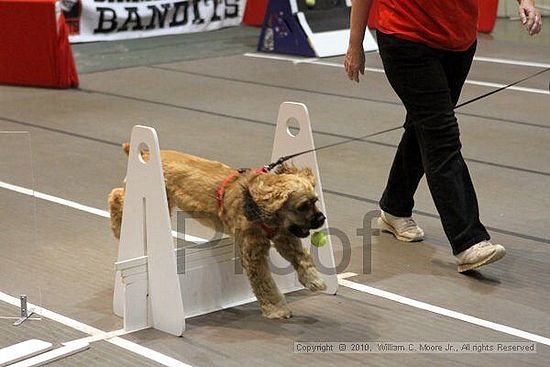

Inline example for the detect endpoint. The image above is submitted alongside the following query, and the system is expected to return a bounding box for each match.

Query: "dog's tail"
[108,188,125,240]
[123,142,151,161]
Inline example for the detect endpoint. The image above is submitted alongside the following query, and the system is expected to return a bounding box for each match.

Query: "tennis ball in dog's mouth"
[311,231,327,247]
[305,0,316,8]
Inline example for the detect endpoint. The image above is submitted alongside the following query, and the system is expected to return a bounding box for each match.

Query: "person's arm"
[518,0,542,35]
[344,0,373,83]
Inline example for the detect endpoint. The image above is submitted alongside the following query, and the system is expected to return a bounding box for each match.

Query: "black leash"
[265,66,550,172]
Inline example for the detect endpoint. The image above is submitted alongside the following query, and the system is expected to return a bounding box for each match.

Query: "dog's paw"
[262,304,293,319]
[299,268,327,292]
[304,277,327,292]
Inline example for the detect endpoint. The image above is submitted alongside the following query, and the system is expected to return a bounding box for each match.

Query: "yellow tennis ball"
[311,231,327,247]
[305,0,316,8]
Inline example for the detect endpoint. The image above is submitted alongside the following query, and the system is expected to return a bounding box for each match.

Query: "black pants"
[377,31,490,255]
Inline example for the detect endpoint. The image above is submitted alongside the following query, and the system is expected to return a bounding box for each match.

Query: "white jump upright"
[113,126,186,336]
[270,102,339,294]
[113,103,338,335]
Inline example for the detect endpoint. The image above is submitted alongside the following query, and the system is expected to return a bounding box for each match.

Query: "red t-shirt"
[371,0,479,51]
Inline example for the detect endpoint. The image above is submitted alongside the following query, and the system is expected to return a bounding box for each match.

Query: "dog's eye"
[297,202,310,212]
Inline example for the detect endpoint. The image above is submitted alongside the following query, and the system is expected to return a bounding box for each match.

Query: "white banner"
[60,0,247,43]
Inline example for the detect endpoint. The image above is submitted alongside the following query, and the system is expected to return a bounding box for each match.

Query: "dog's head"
[243,164,326,238]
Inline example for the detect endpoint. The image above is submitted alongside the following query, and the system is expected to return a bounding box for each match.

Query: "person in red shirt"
[345,0,541,273]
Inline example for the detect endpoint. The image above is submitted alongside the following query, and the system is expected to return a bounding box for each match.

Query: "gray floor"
[1,19,549,366]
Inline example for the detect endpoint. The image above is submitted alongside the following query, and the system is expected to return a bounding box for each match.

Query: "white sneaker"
[456,241,506,273]
[378,210,424,242]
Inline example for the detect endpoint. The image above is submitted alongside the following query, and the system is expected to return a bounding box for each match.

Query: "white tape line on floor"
[473,56,550,69]
[108,337,193,367]
[243,53,550,96]
[0,290,104,337]
[63,328,141,345]
[0,180,206,244]
[2,181,550,347]
[338,273,550,346]
[0,291,193,367]
[244,52,550,69]
[0,181,109,218]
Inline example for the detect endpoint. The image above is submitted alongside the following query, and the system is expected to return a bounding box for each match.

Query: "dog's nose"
[312,212,326,228]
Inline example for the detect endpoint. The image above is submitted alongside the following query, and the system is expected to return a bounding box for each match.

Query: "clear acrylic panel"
[0,131,44,331]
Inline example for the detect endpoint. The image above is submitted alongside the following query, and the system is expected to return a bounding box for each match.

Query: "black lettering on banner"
[93,7,118,33]
[191,0,205,24]
[95,0,240,35]
[225,0,239,18]
[209,0,221,22]
[146,4,171,29]
[170,1,190,27]
[119,7,144,32]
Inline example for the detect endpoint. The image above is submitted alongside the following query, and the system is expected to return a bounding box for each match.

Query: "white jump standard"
[113,102,338,336]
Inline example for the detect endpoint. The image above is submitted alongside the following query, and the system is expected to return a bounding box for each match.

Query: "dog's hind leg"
[273,236,326,292]
[108,188,125,239]
[238,231,291,319]
[108,187,174,241]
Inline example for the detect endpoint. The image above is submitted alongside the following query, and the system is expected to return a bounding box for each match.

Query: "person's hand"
[519,0,542,35]
[344,44,365,83]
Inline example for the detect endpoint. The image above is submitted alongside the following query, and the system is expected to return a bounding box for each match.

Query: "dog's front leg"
[238,231,292,319]
[273,235,326,292]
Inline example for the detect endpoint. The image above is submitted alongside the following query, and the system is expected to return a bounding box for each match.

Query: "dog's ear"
[298,167,316,187]
[245,174,293,218]
[276,164,316,187]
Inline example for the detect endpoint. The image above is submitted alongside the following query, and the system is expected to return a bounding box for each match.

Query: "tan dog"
[108,144,327,319]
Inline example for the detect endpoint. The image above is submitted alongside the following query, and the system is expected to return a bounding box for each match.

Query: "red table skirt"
[243,0,269,26]
[0,0,79,88]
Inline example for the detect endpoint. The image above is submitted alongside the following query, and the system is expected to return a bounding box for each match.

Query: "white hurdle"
[270,102,338,294]
[113,102,338,336]
[113,126,186,336]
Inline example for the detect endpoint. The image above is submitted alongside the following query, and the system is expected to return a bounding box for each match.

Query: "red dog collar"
[216,166,276,238]
[258,223,277,238]
[216,171,240,209]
